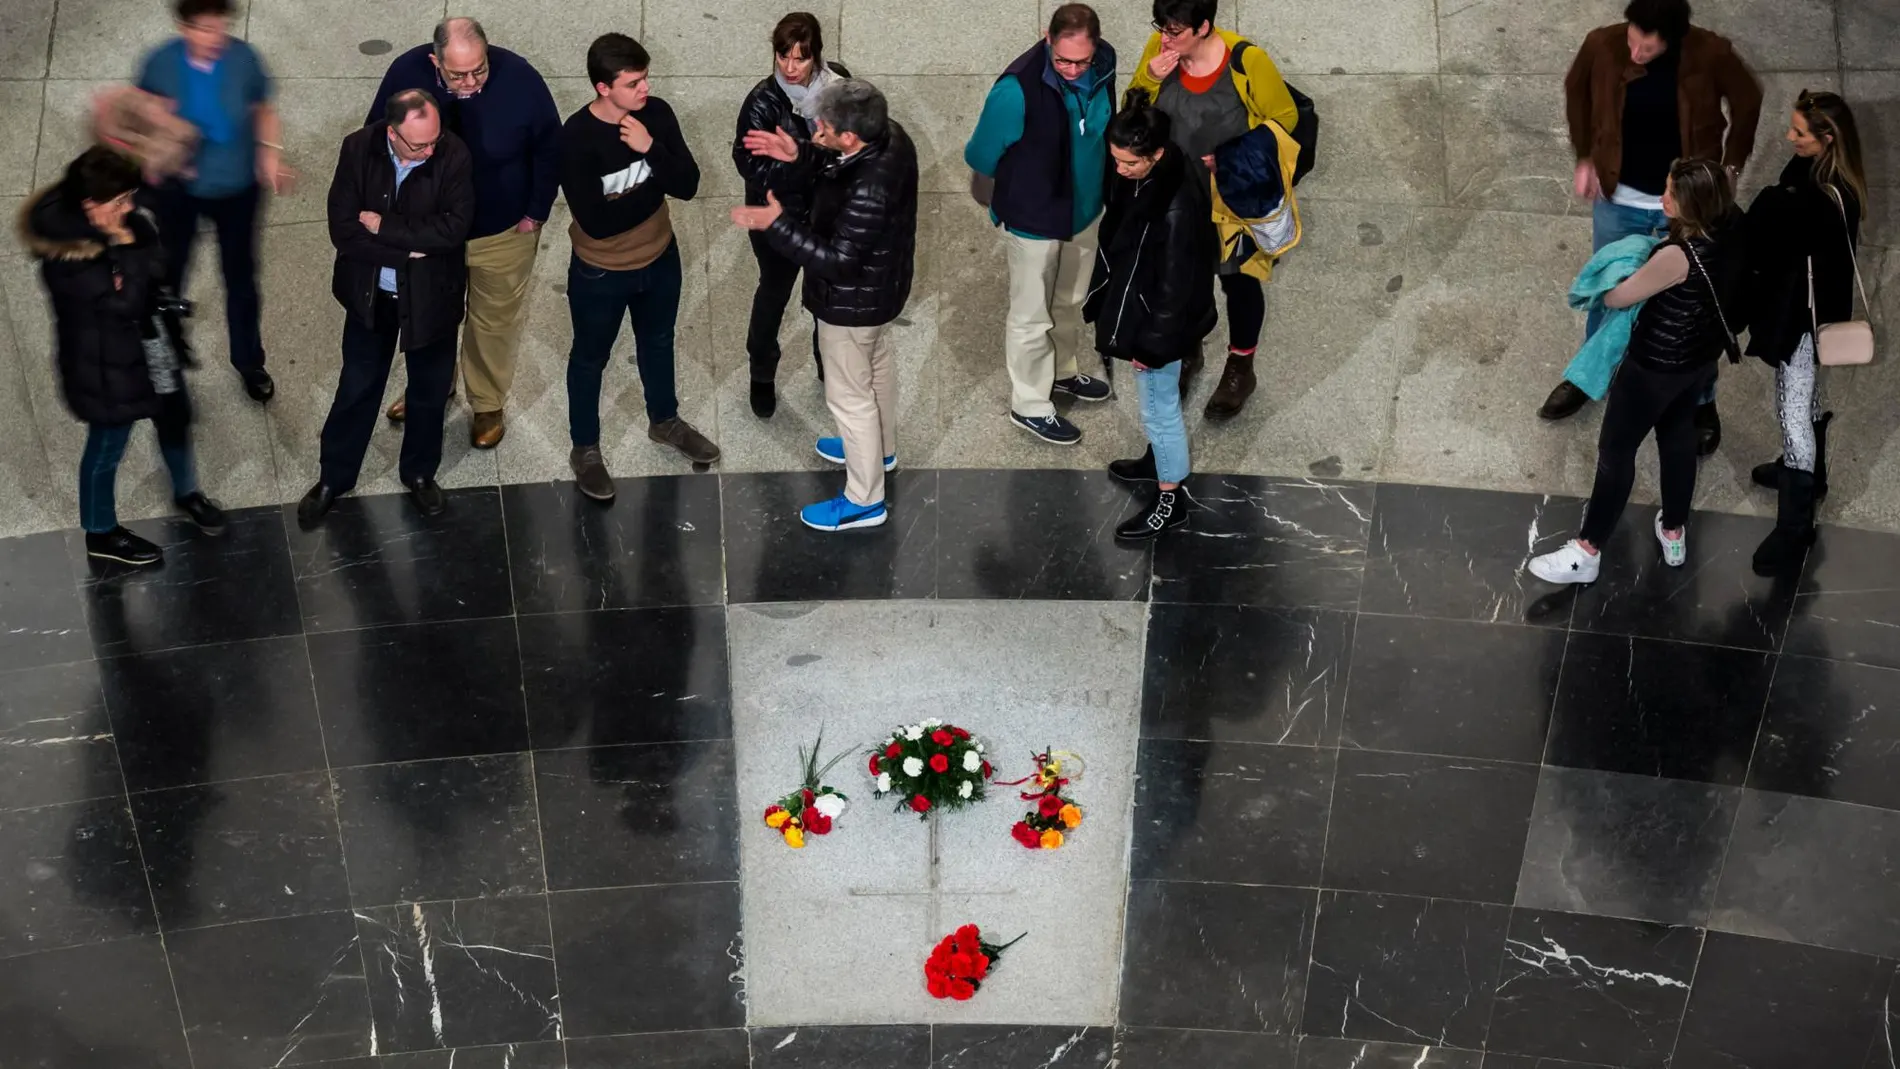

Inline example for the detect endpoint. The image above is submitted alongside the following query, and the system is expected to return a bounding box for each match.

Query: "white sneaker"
[1654,512,1687,567]
[1528,540,1601,585]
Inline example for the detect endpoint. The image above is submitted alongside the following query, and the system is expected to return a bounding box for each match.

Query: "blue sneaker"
[815,437,896,471]
[1010,411,1082,445]
[800,494,889,532]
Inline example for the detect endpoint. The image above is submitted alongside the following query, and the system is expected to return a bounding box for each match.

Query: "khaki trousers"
[818,319,898,507]
[1003,226,1094,419]
[460,227,541,414]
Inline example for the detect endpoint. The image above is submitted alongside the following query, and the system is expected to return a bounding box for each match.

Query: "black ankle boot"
[1116,487,1189,540]
[1695,402,1721,457]
[1109,447,1157,483]
[1749,411,1832,500]
[1752,468,1818,577]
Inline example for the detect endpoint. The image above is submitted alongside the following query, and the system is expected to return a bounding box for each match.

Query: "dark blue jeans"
[566,242,682,446]
[79,390,198,534]
[155,181,265,371]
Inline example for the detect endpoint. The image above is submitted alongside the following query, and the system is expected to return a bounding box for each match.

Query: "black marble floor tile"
[1672,931,1890,1069]
[0,935,191,1069]
[356,896,560,1052]
[565,1029,749,1068]
[722,469,937,603]
[132,771,349,930]
[1749,655,1900,811]
[0,530,89,672]
[1341,616,1562,763]
[0,661,118,811]
[1119,880,1315,1032]
[502,478,725,615]
[1360,485,1581,628]
[1486,909,1701,1069]
[1302,890,1510,1048]
[1152,475,1373,610]
[1573,511,1795,650]
[165,910,372,1069]
[100,636,326,792]
[1478,1058,1619,1069]
[548,882,744,1036]
[1515,767,1738,928]
[332,755,543,906]
[1782,526,1900,669]
[286,488,514,633]
[1140,604,1355,746]
[1712,788,1900,958]
[934,469,1152,601]
[307,618,528,767]
[1297,1037,1483,1068]
[0,797,152,957]
[517,606,731,750]
[1109,1028,1298,1069]
[75,507,301,657]
[1131,739,1334,886]
[1321,750,1540,903]
[1545,632,1774,785]
[378,1043,569,1069]
[535,741,737,891]
[750,1025,930,1069]
[931,1025,1114,1068]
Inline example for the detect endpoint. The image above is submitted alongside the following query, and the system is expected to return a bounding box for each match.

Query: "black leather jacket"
[763,121,919,328]
[732,63,850,219]
[1083,146,1218,366]
[1626,230,1744,373]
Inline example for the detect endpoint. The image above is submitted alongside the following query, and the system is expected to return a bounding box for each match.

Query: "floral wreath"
[925,924,1025,1000]
[868,718,992,818]
[763,730,850,848]
[1001,750,1083,850]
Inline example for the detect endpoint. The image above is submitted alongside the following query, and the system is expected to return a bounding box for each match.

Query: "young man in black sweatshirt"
[558,33,717,502]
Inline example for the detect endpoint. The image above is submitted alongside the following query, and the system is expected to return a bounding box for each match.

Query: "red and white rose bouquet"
[867,718,992,818]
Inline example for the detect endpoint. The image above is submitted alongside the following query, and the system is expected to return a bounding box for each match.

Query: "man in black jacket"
[299,89,474,527]
[733,79,918,532]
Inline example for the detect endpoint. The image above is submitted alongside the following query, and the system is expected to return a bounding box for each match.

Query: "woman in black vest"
[734,12,849,419]
[1741,90,1866,576]
[1531,158,1741,585]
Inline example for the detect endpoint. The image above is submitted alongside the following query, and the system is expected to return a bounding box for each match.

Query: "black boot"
[1752,468,1818,578]
[1116,486,1189,540]
[1749,411,1831,500]
[1695,402,1721,457]
[1109,447,1158,484]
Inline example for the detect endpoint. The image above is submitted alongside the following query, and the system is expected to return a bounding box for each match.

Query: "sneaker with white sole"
[815,436,895,471]
[1528,539,1601,585]
[1010,411,1082,445]
[1654,511,1687,567]
[800,494,889,532]
[1052,373,1112,402]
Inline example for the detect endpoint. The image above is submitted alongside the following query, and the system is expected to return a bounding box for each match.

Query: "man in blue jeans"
[557,33,720,504]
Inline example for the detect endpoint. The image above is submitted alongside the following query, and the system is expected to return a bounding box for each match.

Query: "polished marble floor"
[4,469,1900,1069]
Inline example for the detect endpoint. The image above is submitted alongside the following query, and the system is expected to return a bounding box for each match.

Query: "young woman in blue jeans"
[1083,103,1218,539]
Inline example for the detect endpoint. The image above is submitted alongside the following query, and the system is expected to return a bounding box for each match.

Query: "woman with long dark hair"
[733,12,850,418]
[1743,90,1867,576]
[1531,158,1741,584]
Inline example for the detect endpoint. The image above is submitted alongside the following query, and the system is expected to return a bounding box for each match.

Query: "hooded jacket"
[18,186,168,425]
[764,121,919,328]
[1082,145,1218,366]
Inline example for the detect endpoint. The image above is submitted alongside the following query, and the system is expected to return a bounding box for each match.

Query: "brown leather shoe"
[470,410,505,449]
[649,417,721,464]
[386,397,407,423]
[1203,354,1257,420]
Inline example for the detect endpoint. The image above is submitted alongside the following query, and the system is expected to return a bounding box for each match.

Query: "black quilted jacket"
[764,122,918,329]
[731,62,850,219]
[1626,231,1745,373]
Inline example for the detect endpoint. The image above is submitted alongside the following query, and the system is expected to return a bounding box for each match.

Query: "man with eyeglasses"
[367,16,561,450]
[964,3,1117,447]
[299,90,474,528]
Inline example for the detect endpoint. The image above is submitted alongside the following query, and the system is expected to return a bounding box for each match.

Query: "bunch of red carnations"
[1006,750,1083,850]
[924,924,1026,1000]
[868,718,992,819]
[762,730,849,849]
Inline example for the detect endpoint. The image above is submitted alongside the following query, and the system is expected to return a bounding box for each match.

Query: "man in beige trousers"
[369,17,561,448]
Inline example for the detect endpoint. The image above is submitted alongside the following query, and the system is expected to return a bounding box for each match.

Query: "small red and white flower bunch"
[762,730,849,849]
[1007,749,1084,850]
[868,718,992,818]
[924,924,1026,1001]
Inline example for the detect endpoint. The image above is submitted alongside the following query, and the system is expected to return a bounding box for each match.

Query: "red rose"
[1038,795,1064,817]
[929,753,950,773]
[931,729,954,746]
[950,952,975,977]
[949,978,976,1000]
[805,811,832,835]
[885,742,903,758]
[1011,821,1040,848]
[928,974,950,998]
[981,761,993,779]
[802,788,815,806]
[956,924,981,947]
[972,953,990,979]
[911,795,932,813]
[952,726,970,740]
[868,754,882,775]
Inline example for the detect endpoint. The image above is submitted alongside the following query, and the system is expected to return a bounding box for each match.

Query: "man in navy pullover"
[367,16,560,448]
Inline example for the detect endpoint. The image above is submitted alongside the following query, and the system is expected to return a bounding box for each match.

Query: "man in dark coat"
[299,89,474,527]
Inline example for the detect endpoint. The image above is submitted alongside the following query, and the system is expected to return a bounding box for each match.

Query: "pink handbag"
[1812,187,1874,366]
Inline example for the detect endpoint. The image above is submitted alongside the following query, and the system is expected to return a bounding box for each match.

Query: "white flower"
[975,742,985,753]
[904,725,923,741]
[921,717,942,727]
[813,793,846,818]
[877,772,892,792]
[902,756,924,777]
[958,779,974,799]
[962,750,981,772]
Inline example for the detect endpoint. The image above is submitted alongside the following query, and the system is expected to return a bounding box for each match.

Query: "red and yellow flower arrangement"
[924,924,1026,1000]
[1003,749,1083,850]
[762,730,849,849]
[868,718,992,819]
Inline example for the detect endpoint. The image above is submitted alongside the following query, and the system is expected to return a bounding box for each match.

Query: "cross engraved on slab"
[848,814,1015,936]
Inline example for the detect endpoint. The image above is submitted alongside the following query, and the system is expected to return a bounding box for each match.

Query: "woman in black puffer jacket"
[733,11,850,418]
[1083,102,1218,541]
[1532,158,1743,586]
[19,146,223,569]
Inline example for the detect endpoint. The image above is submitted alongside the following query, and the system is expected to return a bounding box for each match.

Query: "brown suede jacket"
[1564,23,1763,193]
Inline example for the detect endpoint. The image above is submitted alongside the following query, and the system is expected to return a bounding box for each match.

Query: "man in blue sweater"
[367,17,561,448]
[964,4,1116,447]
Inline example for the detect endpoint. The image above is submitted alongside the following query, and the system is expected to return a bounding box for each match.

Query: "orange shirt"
[1178,49,1229,94]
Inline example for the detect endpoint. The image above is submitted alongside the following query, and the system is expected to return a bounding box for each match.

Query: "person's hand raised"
[744,127,800,163]
[619,115,654,154]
